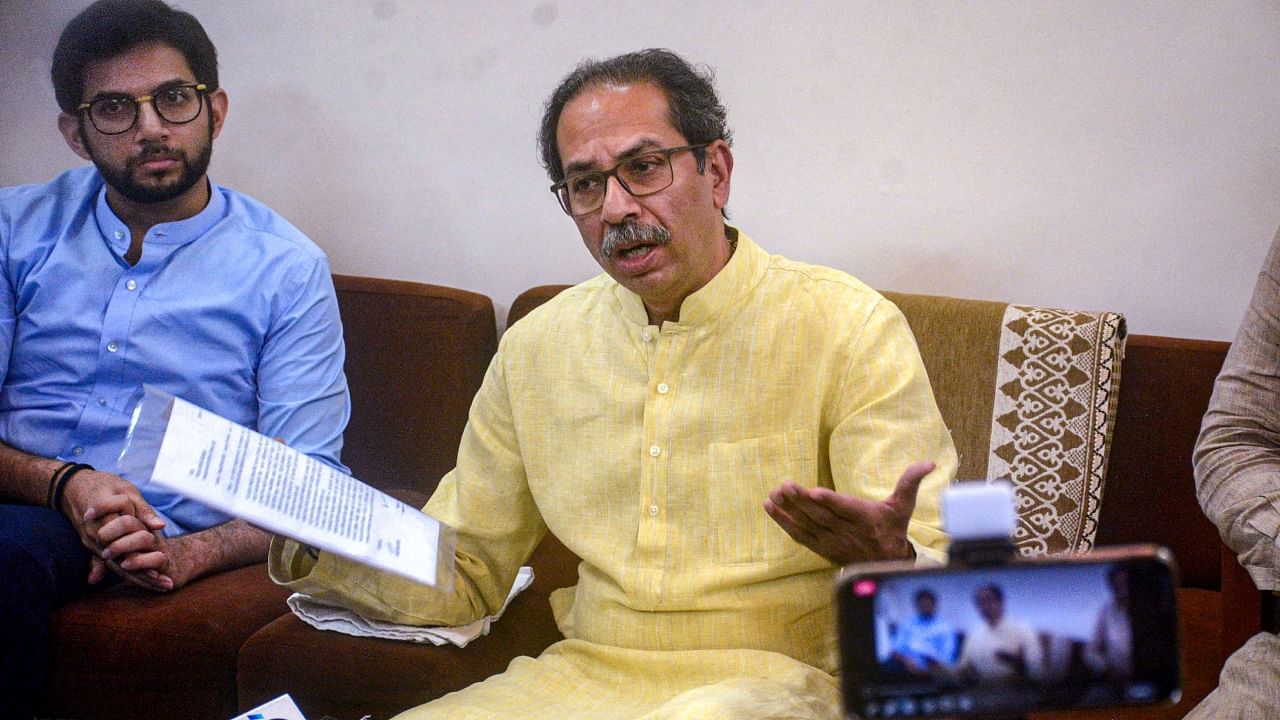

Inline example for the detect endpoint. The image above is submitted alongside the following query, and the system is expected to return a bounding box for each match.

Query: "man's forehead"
[81,42,195,97]
[556,82,683,170]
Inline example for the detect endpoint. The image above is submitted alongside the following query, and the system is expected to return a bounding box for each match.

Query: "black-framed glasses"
[551,143,709,216]
[77,83,208,135]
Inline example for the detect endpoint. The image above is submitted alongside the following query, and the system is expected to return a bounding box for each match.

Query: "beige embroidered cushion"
[883,292,1126,556]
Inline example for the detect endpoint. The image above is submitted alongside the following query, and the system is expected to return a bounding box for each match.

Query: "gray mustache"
[600,223,671,261]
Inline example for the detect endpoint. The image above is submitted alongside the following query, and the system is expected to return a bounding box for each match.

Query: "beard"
[82,118,213,205]
[599,221,671,263]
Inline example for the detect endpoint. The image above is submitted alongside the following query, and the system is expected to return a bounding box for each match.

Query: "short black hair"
[538,48,732,184]
[51,0,218,114]
[914,588,938,604]
[976,584,1004,602]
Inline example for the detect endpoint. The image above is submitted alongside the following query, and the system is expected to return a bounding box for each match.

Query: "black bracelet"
[51,463,95,514]
[46,461,76,509]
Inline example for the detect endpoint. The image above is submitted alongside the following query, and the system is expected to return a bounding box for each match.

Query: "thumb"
[890,461,936,511]
[139,506,167,531]
[87,555,107,585]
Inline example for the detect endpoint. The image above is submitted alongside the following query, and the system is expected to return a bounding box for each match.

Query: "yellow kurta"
[270,230,957,718]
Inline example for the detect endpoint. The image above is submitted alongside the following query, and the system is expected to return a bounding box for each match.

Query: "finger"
[104,558,171,592]
[87,555,108,585]
[135,503,167,531]
[83,493,136,522]
[889,461,936,510]
[804,486,879,523]
[97,513,149,546]
[101,529,161,560]
[769,490,835,534]
[118,549,168,573]
[763,499,821,546]
[781,491,848,530]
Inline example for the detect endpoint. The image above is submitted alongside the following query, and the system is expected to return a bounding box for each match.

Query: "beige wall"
[2,1,1278,340]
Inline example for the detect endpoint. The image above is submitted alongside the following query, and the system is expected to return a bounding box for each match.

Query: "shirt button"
[107,341,119,353]
[126,280,138,291]
[114,230,123,240]
[97,398,107,406]
[649,445,661,457]
[641,331,652,342]
[657,383,669,394]
[648,505,659,516]
[72,446,84,455]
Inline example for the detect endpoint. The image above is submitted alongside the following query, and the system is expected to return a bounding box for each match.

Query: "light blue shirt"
[891,613,958,667]
[0,166,350,535]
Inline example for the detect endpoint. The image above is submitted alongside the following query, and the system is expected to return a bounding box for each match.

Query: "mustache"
[128,144,184,169]
[599,222,671,261]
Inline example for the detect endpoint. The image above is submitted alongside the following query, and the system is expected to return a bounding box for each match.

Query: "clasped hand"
[763,460,935,566]
[58,470,185,592]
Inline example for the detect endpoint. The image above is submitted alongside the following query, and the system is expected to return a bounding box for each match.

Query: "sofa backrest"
[1094,335,1229,590]
[507,285,1127,558]
[333,274,496,494]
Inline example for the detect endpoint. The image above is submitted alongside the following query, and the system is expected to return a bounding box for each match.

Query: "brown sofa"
[40,276,1263,720]
[40,275,497,720]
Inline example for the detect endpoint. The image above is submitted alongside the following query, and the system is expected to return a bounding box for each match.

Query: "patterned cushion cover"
[884,292,1126,556]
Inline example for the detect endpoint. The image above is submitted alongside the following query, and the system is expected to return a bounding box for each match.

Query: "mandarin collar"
[614,226,767,328]
[94,178,226,257]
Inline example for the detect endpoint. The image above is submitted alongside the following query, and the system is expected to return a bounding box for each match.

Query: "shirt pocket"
[707,429,815,566]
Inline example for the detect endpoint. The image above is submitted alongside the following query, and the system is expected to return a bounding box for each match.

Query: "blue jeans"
[0,504,94,720]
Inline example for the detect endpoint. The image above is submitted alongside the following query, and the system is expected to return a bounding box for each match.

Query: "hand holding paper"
[118,388,455,589]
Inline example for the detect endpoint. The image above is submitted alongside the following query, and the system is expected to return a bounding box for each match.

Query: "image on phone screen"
[837,552,1179,718]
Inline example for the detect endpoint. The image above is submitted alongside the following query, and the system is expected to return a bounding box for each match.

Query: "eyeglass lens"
[560,153,675,216]
[88,86,203,134]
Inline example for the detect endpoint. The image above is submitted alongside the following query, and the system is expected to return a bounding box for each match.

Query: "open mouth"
[616,243,656,259]
[600,222,671,268]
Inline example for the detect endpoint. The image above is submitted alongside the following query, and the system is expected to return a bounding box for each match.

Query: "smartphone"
[835,544,1180,719]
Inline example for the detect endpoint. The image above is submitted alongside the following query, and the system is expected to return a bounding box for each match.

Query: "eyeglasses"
[77,83,208,135]
[551,143,709,216]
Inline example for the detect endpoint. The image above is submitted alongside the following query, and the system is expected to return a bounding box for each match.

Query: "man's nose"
[599,174,640,225]
[133,100,170,141]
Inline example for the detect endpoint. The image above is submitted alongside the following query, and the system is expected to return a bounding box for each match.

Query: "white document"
[230,693,308,720]
[119,388,454,589]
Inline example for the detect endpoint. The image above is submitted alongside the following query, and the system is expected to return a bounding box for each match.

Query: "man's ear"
[57,113,92,162]
[208,88,228,140]
[706,140,733,211]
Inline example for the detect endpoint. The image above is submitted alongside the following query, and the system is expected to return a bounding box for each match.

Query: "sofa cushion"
[333,274,496,495]
[43,563,289,720]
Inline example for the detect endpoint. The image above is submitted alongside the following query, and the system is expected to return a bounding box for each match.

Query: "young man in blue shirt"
[0,1,350,714]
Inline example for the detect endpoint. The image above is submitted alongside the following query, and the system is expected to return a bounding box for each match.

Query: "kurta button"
[114,231,123,240]
[126,280,138,291]
[97,398,106,406]
[641,331,652,342]
[649,445,661,457]
[657,383,669,394]
[648,505,659,516]
[107,341,119,353]
[72,446,83,455]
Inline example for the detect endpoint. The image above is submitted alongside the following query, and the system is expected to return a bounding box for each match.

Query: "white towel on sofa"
[286,566,535,648]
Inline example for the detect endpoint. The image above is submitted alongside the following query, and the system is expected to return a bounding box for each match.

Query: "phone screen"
[836,548,1180,718]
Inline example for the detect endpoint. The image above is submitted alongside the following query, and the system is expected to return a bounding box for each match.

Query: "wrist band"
[46,461,76,509]
[51,463,95,514]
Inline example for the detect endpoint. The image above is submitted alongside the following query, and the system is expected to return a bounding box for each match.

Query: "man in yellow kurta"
[270,48,956,719]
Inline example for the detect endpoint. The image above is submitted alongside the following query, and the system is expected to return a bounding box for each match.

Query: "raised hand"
[763,460,936,565]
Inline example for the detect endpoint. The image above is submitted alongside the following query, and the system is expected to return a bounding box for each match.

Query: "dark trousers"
[0,505,93,720]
